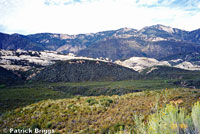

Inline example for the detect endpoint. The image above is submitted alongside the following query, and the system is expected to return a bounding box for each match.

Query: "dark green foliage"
[112,123,125,132]
[86,98,98,105]
[0,79,182,113]
[0,84,71,113]
[173,79,200,89]
[141,66,200,80]
[31,122,41,129]
[0,67,23,85]
[52,85,142,96]
[100,98,113,107]
[0,84,6,88]
[31,59,139,82]
[101,123,125,134]
[46,122,52,128]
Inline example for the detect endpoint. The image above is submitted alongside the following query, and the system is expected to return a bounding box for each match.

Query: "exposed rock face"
[174,61,200,70]
[115,56,200,72]
[115,57,170,72]
[1,49,200,84]
[0,49,108,71]
[0,49,74,71]
[1,49,200,74]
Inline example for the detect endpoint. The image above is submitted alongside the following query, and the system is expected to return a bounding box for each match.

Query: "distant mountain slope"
[31,59,139,82]
[160,52,200,66]
[187,29,200,43]
[1,49,200,74]
[141,66,200,80]
[0,67,22,85]
[77,38,146,60]
[139,24,189,41]
[1,49,200,85]
[0,33,45,51]
[0,24,200,60]
[78,39,200,60]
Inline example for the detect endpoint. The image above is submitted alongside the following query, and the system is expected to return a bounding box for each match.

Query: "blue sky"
[0,0,200,35]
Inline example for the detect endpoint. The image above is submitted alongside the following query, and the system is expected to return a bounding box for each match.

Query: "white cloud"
[0,0,199,35]
[136,0,159,6]
[159,0,176,6]
[172,11,200,30]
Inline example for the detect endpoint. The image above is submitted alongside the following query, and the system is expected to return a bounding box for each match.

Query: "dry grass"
[1,88,200,133]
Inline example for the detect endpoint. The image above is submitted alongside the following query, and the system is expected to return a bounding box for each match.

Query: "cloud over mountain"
[0,0,200,34]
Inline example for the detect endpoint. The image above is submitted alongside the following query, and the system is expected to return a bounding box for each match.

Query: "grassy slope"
[0,79,178,113]
[0,85,69,114]
[1,88,200,134]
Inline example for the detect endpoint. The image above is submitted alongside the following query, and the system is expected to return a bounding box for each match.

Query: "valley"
[1,25,200,134]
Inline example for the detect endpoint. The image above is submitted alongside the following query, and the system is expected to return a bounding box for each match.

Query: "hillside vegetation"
[0,67,23,86]
[0,79,179,113]
[1,24,200,134]
[0,88,200,133]
[31,59,139,82]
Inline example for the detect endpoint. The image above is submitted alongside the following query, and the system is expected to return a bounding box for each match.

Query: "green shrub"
[46,122,52,128]
[31,122,41,129]
[132,115,147,134]
[0,84,6,88]
[191,101,200,133]
[116,101,200,134]
[100,98,113,107]
[86,98,98,105]
[101,125,110,134]
[112,123,125,132]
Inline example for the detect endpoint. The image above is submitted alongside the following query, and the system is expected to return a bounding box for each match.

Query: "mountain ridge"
[31,59,139,82]
[1,24,200,60]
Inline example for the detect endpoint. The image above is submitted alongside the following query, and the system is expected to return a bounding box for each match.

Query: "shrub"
[116,101,200,134]
[86,98,98,106]
[31,122,41,129]
[100,98,113,107]
[191,101,200,133]
[101,125,110,134]
[112,123,125,132]
[0,84,6,88]
[46,122,52,128]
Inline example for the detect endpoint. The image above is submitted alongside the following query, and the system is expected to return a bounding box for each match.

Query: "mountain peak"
[118,27,135,31]
[155,24,175,33]
[143,24,175,34]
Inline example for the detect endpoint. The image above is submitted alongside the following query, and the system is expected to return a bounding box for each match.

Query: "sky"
[0,0,200,35]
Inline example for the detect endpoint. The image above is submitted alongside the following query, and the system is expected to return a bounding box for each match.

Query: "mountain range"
[2,24,200,134]
[1,49,200,86]
[1,24,200,85]
[1,24,200,61]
